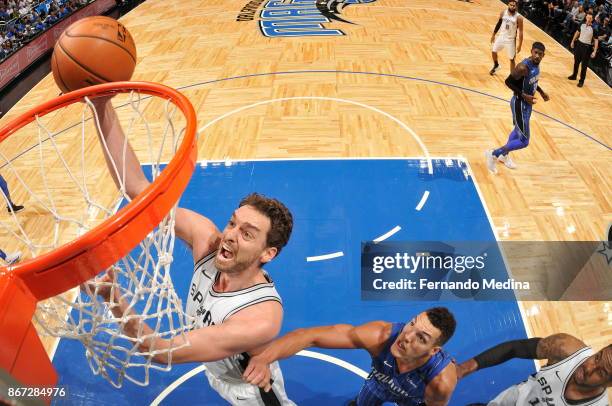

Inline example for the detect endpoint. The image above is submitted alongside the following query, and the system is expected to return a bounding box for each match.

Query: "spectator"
[34,15,44,30]
[567,4,586,32]
[17,2,28,16]
[0,8,10,21]
[44,9,56,24]
[597,17,611,57]
[563,0,581,26]
[57,5,68,18]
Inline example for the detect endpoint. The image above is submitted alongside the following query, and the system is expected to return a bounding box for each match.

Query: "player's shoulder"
[426,362,457,400]
[225,298,283,331]
[356,321,394,354]
[358,320,393,338]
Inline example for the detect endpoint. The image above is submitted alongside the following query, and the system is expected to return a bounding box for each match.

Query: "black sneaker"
[489,64,500,75]
[7,203,24,213]
[577,81,584,87]
[568,75,577,80]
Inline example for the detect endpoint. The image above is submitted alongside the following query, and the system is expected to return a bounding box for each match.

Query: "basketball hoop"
[0,82,197,390]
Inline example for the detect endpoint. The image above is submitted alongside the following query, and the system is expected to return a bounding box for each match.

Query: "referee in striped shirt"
[568,13,599,87]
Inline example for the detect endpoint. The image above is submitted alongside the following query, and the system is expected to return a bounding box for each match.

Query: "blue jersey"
[521,57,540,96]
[356,322,452,406]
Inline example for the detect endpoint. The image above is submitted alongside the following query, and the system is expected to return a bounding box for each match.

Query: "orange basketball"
[51,16,136,93]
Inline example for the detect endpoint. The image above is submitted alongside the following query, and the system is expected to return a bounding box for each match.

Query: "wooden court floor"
[0,0,610,400]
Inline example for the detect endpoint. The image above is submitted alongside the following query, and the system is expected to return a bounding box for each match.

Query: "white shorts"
[204,364,296,406]
[492,37,517,59]
[487,380,539,406]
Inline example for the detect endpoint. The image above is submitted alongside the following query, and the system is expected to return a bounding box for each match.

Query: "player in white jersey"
[88,98,296,405]
[457,333,611,405]
[490,0,524,75]
[186,250,294,404]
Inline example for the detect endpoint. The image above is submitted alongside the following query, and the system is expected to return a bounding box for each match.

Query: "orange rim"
[0,82,197,300]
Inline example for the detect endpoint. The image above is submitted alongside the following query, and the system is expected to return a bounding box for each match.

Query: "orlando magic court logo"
[236,0,377,37]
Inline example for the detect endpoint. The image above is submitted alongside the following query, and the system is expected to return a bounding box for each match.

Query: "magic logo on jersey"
[236,0,377,37]
[368,367,412,397]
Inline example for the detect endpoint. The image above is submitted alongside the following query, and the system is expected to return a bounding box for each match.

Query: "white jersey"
[185,252,295,406]
[186,251,282,383]
[499,9,519,40]
[489,347,608,406]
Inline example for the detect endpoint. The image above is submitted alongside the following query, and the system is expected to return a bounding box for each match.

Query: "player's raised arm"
[91,99,150,199]
[91,99,221,259]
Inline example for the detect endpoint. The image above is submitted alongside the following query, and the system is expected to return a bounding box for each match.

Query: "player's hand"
[243,354,273,392]
[541,92,550,102]
[516,45,522,54]
[81,268,116,302]
[490,35,495,44]
[590,51,596,58]
[522,93,537,105]
[570,41,575,49]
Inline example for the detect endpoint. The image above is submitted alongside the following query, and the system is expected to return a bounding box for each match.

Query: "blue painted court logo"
[236,0,377,37]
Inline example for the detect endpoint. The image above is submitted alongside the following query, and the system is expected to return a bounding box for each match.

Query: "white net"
[0,89,195,387]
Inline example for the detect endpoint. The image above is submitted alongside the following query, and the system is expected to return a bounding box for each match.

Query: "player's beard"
[215,249,261,274]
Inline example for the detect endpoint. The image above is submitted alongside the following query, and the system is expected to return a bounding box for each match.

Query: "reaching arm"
[243,321,390,391]
[458,338,541,378]
[90,99,221,260]
[90,98,150,199]
[92,272,282,364]
[458,334,587,379]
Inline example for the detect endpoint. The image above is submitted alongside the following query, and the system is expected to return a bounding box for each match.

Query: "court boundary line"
[3,70,608,172]
[176,70,611,151]
[463,158,538,372]
[197,96,434,175]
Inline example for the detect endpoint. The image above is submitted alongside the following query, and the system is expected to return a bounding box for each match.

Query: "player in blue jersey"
[243,307,458,406]
[485,42,550,173]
